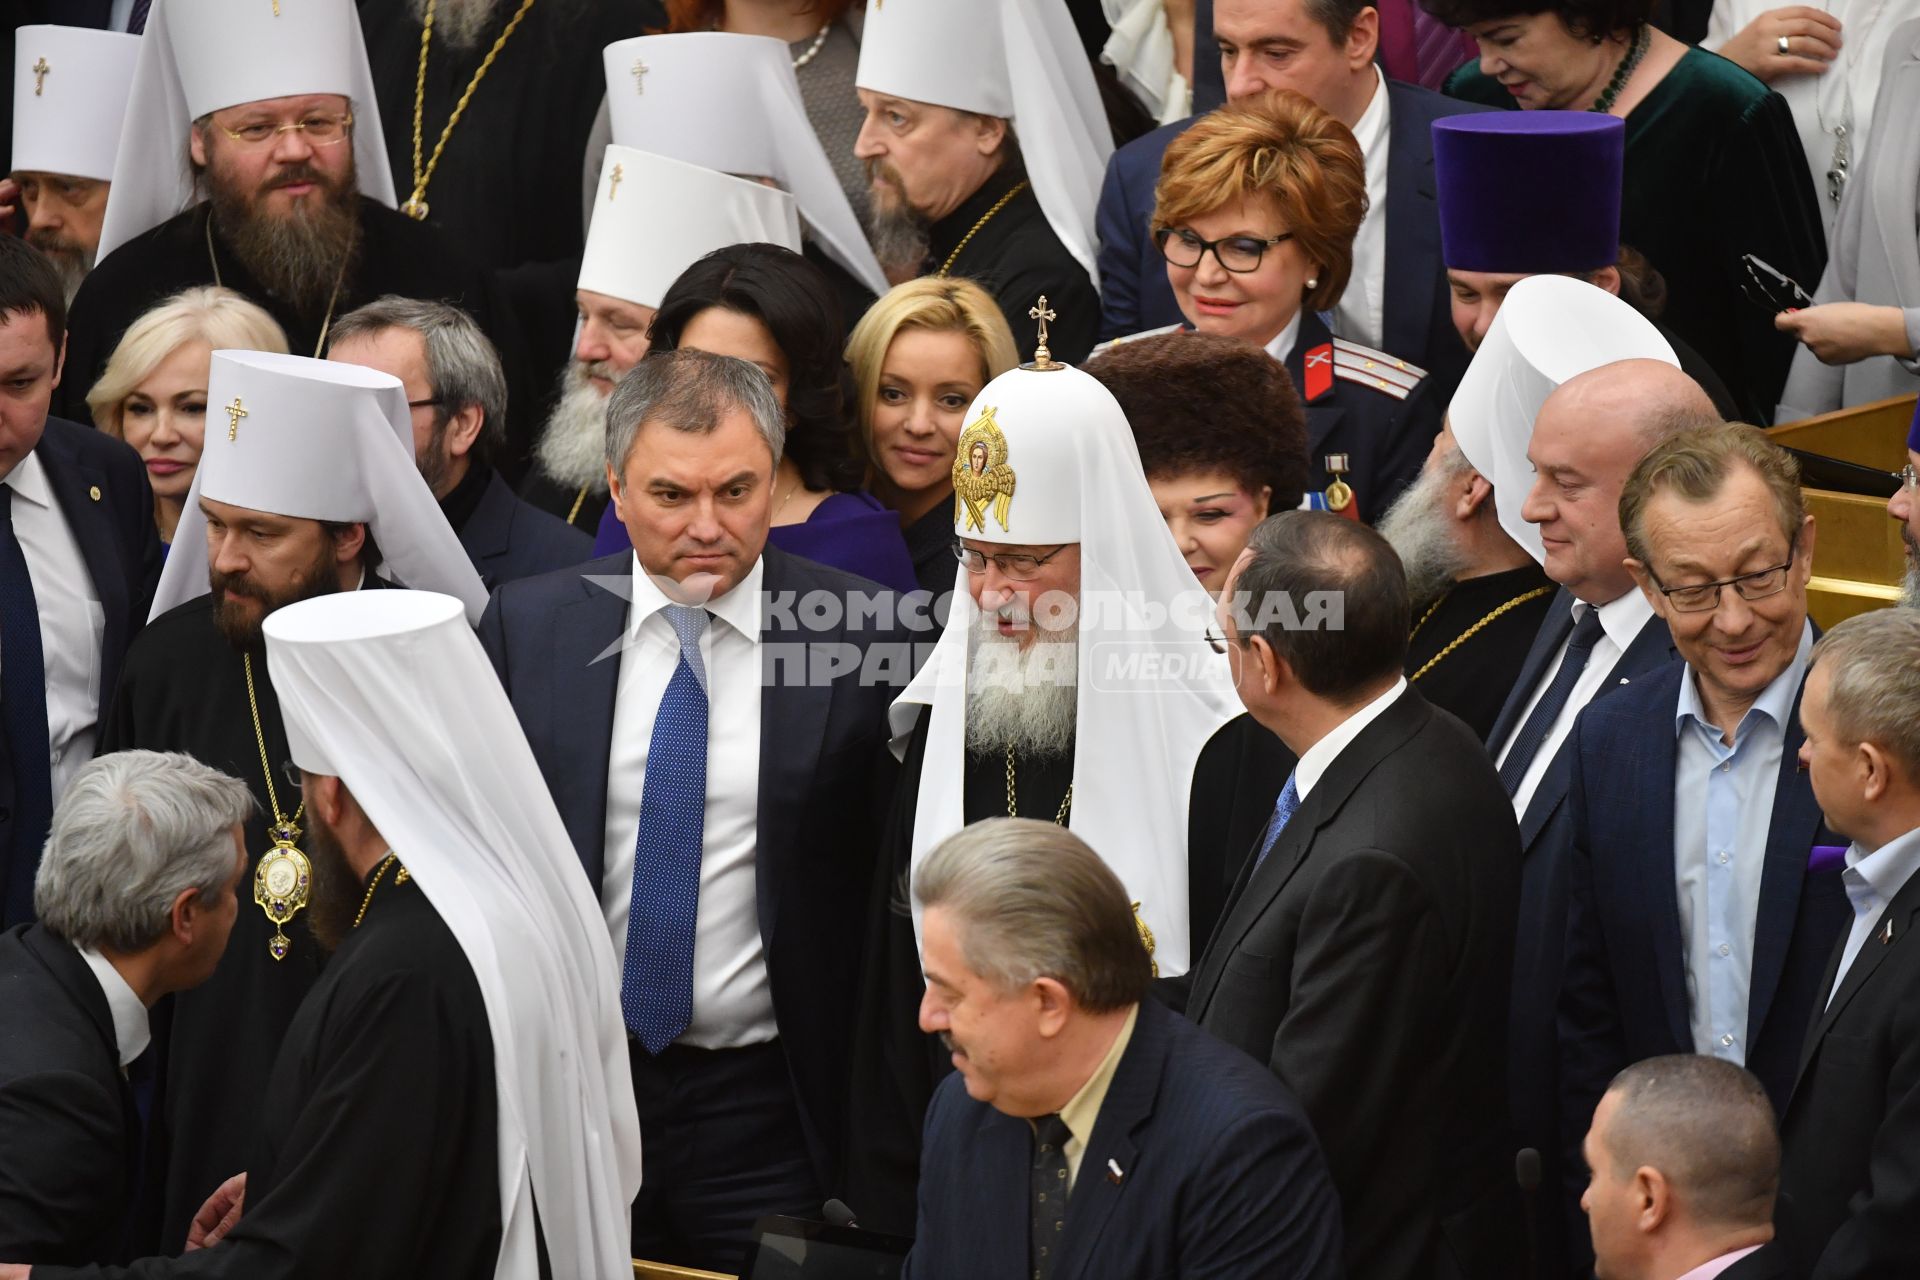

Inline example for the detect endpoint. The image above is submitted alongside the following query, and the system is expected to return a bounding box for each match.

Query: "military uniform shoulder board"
[1090,322,1185,356]
[1330,338,1428,401]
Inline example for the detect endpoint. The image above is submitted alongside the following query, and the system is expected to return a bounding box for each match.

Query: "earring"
[1306,277,1319,289]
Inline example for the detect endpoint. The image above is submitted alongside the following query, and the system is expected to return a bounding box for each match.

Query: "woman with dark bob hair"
[1083,330,1309,595]
[1428,0,1825,424]
[593,243,916,591]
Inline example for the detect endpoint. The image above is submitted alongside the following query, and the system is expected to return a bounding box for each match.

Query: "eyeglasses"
[1899,463,1917,492]
[216,112,355,149]
[280,761,306,791]
[1154,226,1295,274]
[406,397,444,411]
[1646,530,1798,613]
[952,542,1069,582]
[1204,626,1246,655]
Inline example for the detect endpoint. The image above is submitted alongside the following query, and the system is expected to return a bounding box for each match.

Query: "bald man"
[1581,1056,1788,1280]
[1486,358,1721,1280]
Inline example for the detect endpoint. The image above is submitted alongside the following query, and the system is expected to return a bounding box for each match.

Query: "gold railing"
[633,1262,734,1280]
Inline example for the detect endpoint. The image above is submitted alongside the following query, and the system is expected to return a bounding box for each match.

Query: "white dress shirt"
[78,946,150,1068]
[1261,310,1306,366]
[1330,65,1390,351]
[1828,822,1920,1008]
[1672,621,1812,1061]
[1296,677,1409,800]
[601,555,775,1049]
[1496,588,1656,820]
[2,451,105,806]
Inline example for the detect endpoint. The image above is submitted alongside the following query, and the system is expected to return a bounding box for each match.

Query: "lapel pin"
[1106,1158,1124,1185]
[88,485,101,501]
[1881,919,1895,945]
[1618,677,1631,685]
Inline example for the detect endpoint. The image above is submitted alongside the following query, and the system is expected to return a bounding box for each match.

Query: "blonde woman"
[846,278,1018,595]
[87,287,288,545]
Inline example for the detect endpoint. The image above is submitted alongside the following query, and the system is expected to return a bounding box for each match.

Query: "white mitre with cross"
[12,26,140,184]
[578,145,801,311]
[893,301,1240,976]
[150,350,487,624]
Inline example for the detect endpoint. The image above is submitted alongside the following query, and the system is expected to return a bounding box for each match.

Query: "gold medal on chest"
[254,821,312,962]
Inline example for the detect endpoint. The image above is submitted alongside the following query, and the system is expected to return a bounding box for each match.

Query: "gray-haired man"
[0,751,251,1267]
[328,296,589,588]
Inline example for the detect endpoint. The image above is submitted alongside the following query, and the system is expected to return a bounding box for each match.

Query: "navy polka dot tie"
[622,605,710,1053]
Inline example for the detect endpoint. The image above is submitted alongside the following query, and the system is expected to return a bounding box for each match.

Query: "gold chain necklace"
[245,652,312,960]
[353,852,410,930]
[937,180,1029,278]
[565,484,591,527]
[1005,742,1073,825]
[404,0,540,220]
[205,209,348,357]
[1407,586,1552,684]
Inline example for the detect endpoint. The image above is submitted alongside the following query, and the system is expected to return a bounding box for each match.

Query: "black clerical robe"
[57,200,483,426]
[842,709,1289,1235]
[32,866,501,1280]
[925,163,1099,365]
[1403,562,1557,743]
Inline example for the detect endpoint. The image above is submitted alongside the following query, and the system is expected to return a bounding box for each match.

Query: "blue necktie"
[0,487,51,926]
[1496,606,1607,798]
[1253,771,1301,872]
[622,605,710,1054]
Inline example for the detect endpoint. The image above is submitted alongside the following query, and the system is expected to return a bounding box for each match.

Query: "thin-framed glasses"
[952,542,1069,582]
[1154,226,1295,274]
[1898,463,1917,492]
[217,112,355,148]
[281,761,305,791]
[1647,529,1799,613]
[1204,626,1242,655]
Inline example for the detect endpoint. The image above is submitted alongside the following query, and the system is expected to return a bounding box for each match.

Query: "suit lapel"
[1796,872,1920,1085]
[458,471,518,581]
[1747,681,1822,1047]
[555,562,628,885]
[1054,1004,1166,1280]
[755,550,831,949]
[1635,684,1693,1051]
[1380,82,1439,365]
[1488,589,1576,756]
[1286,310,1344,462]
[976,1106,1037,1276]
[37,432,132,704]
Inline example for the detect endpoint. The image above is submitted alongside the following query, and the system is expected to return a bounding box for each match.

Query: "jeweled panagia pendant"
[401,197,430,221]
[254,834,312,961]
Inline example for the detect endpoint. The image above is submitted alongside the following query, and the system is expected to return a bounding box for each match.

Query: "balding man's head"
[1522,360,1719,604]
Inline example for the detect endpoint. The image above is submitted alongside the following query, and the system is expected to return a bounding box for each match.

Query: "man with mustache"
[51,0,480,425]
[96,350,484,1254]
[851,0,1109,363]
[4,27,138,306]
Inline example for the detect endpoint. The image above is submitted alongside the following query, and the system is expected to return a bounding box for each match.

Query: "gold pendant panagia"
[254,834,312,962]
[401,197,430,221]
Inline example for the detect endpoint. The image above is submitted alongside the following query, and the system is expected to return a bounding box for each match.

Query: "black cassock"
[1402,562,1557,744]
[34,864,501,1280]
[842,709,1289,1234]
[56,200,484,426]
[98,597,330,1252]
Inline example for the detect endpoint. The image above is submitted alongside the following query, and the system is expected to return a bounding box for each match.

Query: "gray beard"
[1903,539,1920,611]
[965,612,1078,757]
[26,232,91,306]
[533,360,612,492]
[409,0,507,49]
[866,164,931,280]
[1375,460,1475,613]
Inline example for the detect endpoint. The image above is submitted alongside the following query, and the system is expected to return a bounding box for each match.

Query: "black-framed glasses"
[1647,529,1799,613]
[1204,626,1243,655]
[281,761,305,791]
[1154,226,1295,274]
[406,397,444,411]
[952,542,1069,582]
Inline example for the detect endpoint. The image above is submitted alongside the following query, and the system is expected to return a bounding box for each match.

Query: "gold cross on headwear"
[273,0,282,14]
[608,163,624,201]
[225,397,249,442]
[1026,296,1061,371]
[31,58,49,96]
[631,59,649,93]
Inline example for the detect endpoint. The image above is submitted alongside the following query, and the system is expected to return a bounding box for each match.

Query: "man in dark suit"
[0,750,249,1266]
[1094,0,1492,400]
[1559,426,1850,1268]
[325,297,589,590]
[1184,510,1520,1280]
[0,234,160,926]
[1774,610,1920,1279]
[479,349,911,1274]
[1580,1055,1796,1280]
[907,817,1342,1280]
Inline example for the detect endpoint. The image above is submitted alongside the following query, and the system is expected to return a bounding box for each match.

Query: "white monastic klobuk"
[893,357,1240,974]
[854,0,1113,280]
[97,0,398,259]
[150,350,487,623]
[1447,274,1681,566]
[263,589,644,1280]
[11,26,141,183]
[579,144,801,310]
[601,32,887,297]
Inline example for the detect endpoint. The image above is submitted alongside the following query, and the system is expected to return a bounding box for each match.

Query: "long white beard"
[410,0,507,49]
[533,361,612,492]
[1903,557,1920,612]
[1375,460,1474,613]
[965,610,1078,757]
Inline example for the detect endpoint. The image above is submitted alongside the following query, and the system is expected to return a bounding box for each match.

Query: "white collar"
[1572,586,1655,653]
[2,449,53,510]
[1349,64,1390,157]
[625,551,764,644]
[1262,310,1306,363]
[1296,677,1409,799]
[78,947,150,1067]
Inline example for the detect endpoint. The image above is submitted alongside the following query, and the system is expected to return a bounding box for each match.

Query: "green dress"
[1447,47,1826,423]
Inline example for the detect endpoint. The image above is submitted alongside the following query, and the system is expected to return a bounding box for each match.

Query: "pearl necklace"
[791,22,831,69]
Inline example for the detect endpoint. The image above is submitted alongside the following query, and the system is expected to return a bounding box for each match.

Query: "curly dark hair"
[648,244,865,493]
[1082,331,1309,511]
[1417,0,1653,39]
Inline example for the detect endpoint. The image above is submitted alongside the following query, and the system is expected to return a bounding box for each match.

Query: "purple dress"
[592,489,919,593]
